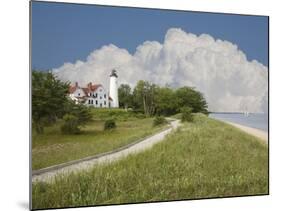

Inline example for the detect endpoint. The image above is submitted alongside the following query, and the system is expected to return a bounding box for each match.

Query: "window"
[91,100,93,104]
[78,93,80,96]
[99,89,102,92]
[100,96,102,99]
[100,103,102,107]
[96,100,98,105]
[104,101,106,105]
[88,99,91,104]
[104,94,106,98]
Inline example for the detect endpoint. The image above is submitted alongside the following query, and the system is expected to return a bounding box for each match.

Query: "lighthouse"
[109,69,119,108]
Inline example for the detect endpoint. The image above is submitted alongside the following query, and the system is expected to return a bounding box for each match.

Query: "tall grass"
[32,109,167,170]
[32,114,268,209]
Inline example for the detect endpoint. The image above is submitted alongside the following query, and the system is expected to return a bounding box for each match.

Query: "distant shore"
[224,121,268,143]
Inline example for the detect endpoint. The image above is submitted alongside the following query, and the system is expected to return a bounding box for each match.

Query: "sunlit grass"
[32,114,268,209]
[32,110,167,170]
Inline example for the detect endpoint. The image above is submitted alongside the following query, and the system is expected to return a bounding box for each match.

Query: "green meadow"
[32,109,168,170]
[32,114,268,209]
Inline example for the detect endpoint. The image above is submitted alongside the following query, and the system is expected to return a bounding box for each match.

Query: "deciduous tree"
[32,70,70,133]
[118,84,133,109]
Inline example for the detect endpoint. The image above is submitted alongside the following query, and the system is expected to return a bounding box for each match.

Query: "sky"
[32,1,268,70]
[31,1,268,113]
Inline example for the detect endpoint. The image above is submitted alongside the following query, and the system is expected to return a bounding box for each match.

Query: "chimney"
[88,82,92,89]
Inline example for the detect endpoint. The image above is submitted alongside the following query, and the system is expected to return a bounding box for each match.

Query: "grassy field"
[32,109,168,170]
[32,114,268,209]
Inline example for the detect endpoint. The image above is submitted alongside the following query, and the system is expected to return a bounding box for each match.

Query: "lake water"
[209,113,268,132]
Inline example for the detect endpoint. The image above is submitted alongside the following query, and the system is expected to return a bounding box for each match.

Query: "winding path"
[32,119,181,183]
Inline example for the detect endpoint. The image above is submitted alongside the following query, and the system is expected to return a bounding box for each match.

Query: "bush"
[181,106,194,122]
[104,119,116,130]
[61,114,80,134]
[135,113,146,119]
[60,103,92,134]
[66,103,92,126]
[153,116,167,126]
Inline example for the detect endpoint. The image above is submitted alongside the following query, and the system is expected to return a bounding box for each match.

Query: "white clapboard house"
[68,70,119,108]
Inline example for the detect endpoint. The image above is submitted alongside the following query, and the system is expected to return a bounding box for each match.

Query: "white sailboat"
[244,111,249,117]
[243,105,250,117]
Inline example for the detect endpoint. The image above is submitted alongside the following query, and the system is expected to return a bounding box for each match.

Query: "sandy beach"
[224,121,268,143]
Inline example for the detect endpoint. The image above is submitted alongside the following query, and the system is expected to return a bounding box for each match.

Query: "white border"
[1,0,280,211]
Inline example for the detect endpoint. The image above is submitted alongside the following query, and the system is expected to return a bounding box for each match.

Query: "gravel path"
[32,119,181,183]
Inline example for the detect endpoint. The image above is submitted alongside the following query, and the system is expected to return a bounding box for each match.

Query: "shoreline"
[223,120,268,143]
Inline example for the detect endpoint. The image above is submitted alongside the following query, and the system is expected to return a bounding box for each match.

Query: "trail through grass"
[32,114,268,209]
[32,109,167,170]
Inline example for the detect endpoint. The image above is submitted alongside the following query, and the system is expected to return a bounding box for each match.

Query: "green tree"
[61,102,92,134]
[155,87,177,116]
[32,70,70,134]
[65,101,92,126]
[181,106,194,122]
[175,87,208,114]
[61,114,80,134]
[132,80,157,116]
[118,84,133,109]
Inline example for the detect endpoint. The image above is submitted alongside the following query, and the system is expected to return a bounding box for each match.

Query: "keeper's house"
[69,82,112,108]
[68,69,119,108]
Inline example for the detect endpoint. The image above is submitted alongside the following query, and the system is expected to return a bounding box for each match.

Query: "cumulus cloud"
[53,28,268,113]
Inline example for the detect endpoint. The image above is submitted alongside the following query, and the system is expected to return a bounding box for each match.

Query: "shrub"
[181,106,194,122]
[61,114,80,134]
[104,119,116,130]
[67,103,92,126]
[153,116,167,126]
[135,113,146,119]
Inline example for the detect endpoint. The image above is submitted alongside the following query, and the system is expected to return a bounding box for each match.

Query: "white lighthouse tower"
[109,69,119,108]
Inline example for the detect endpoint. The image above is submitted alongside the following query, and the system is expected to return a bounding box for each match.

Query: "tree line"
[32,70,208,134]
[118,80,208,116]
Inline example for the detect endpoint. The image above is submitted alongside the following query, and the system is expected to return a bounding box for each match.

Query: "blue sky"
[31,1,268,70]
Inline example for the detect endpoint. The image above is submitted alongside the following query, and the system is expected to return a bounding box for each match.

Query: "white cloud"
[53,28,268,113]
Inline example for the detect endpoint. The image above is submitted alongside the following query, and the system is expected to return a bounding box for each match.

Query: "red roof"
[69,86,77,94]
[88,84,102,92]
[81,88,89,95]
[69,83,102,95]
